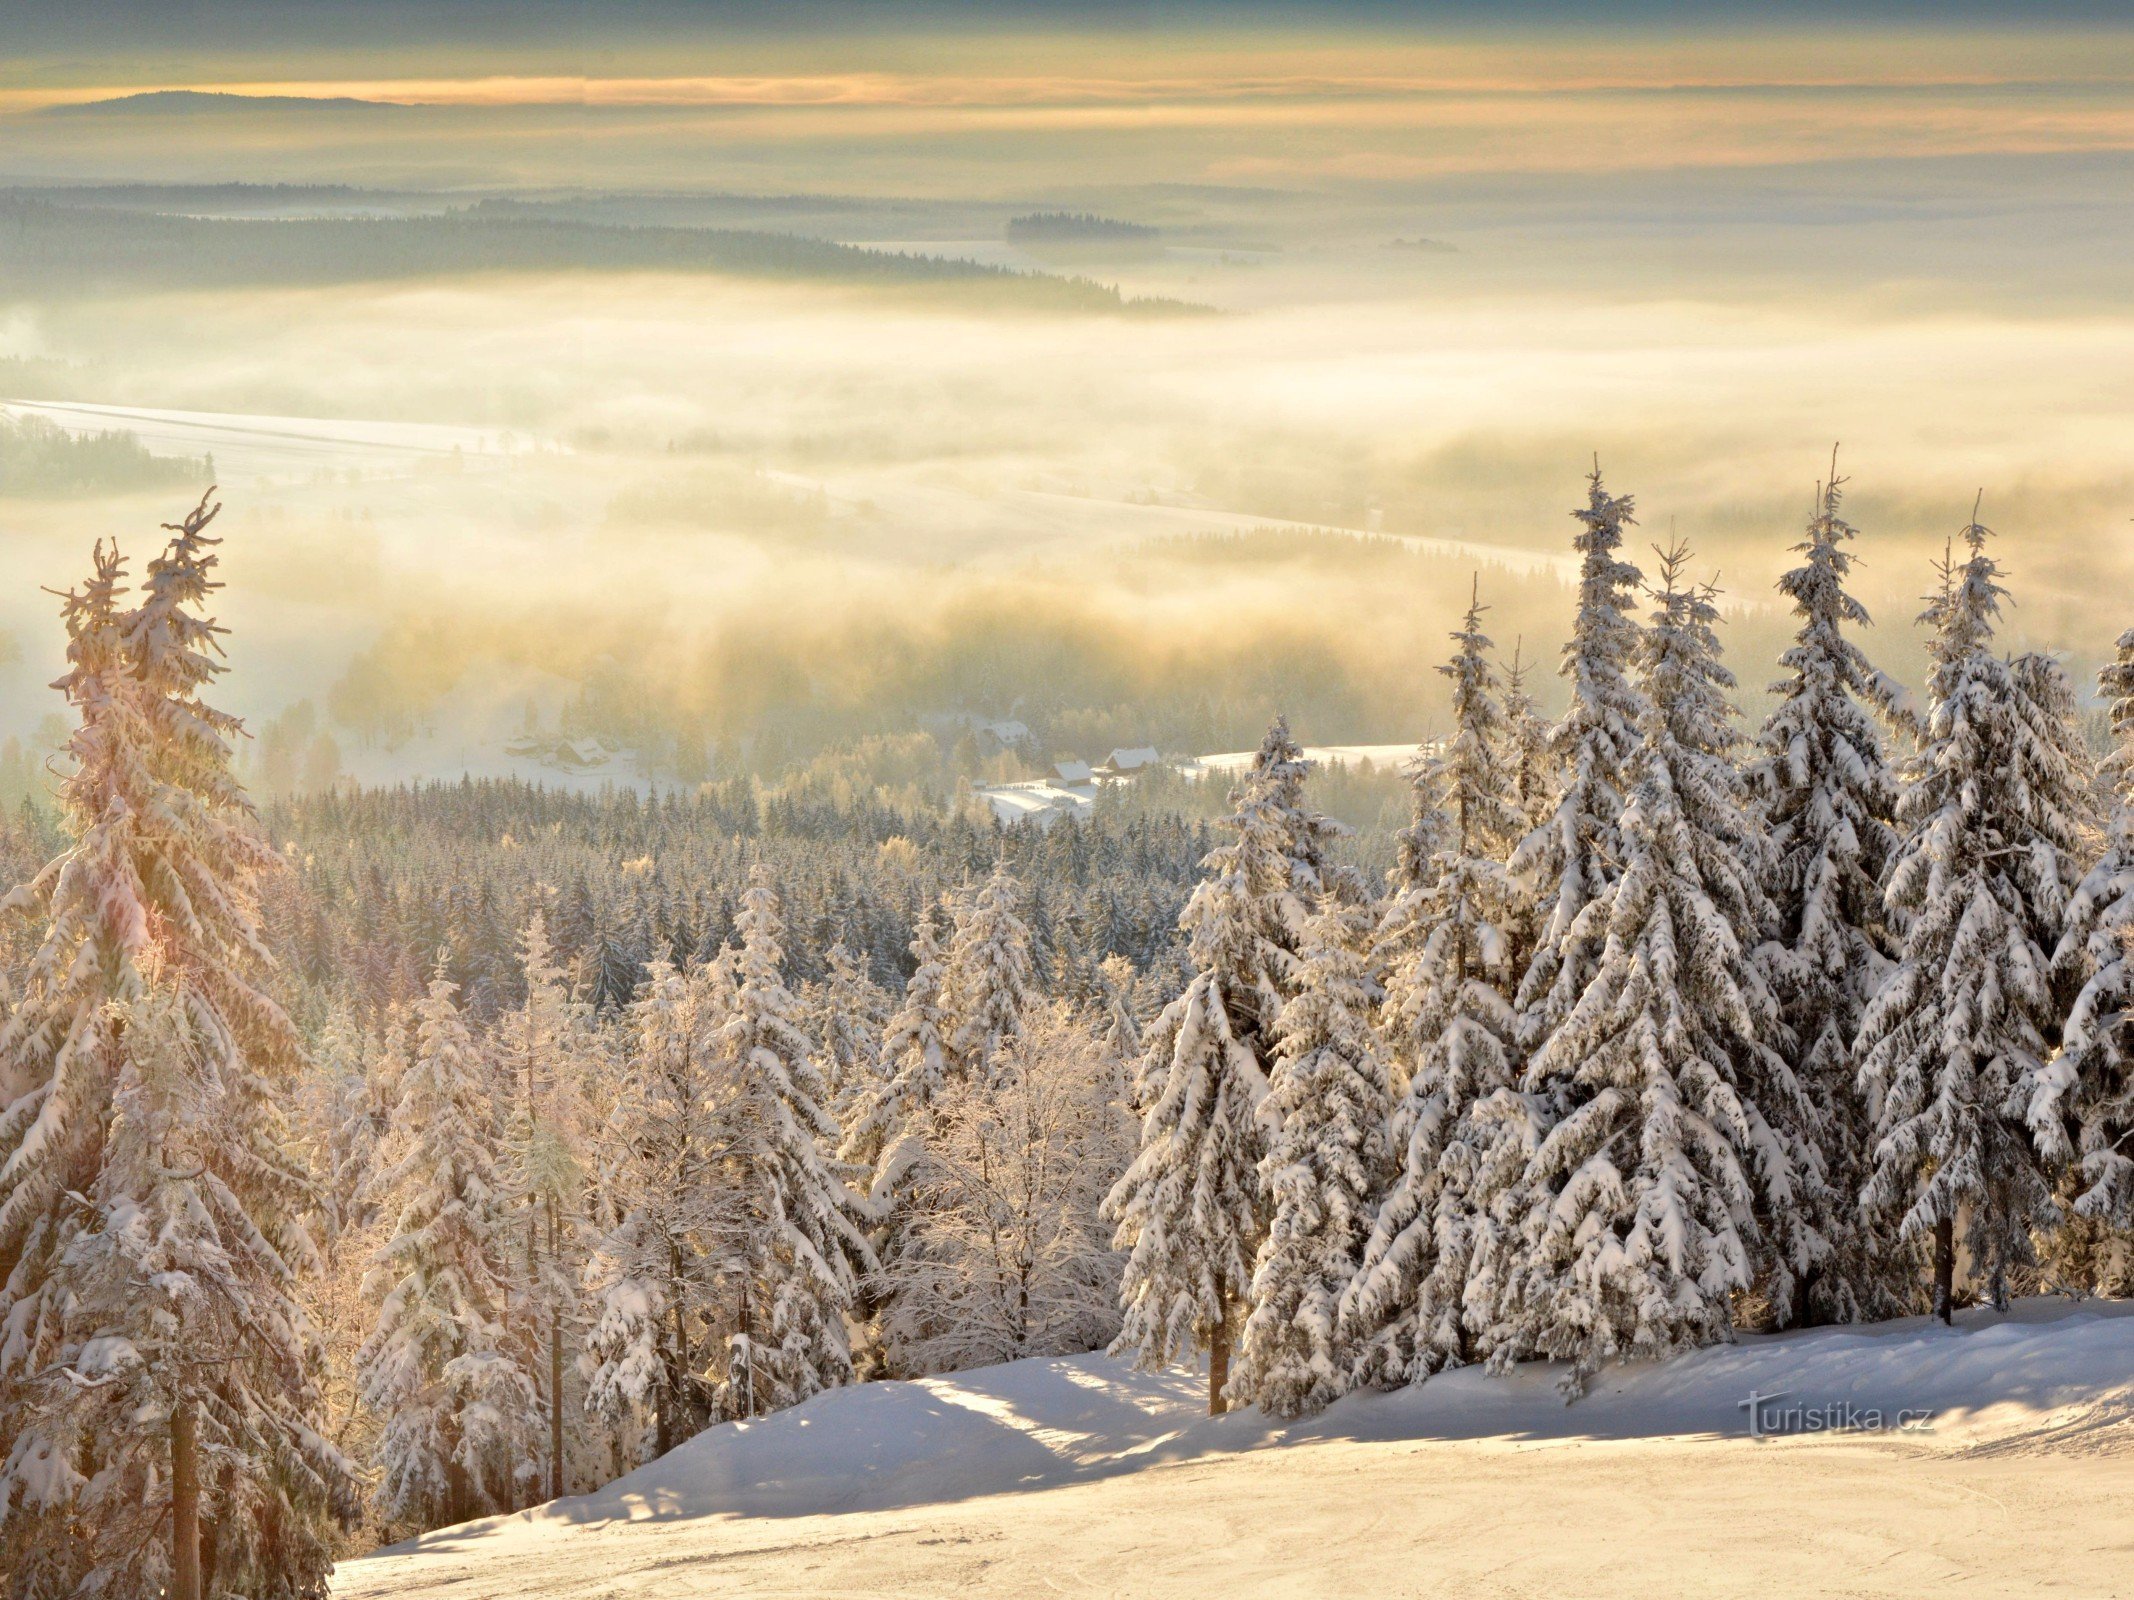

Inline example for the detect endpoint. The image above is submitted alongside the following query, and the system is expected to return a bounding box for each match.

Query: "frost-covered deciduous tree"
[1107,719,1351,1415]
[942,859,1039,1087]
[2042,626,2134,1238]
[878,1001,1130,1374]
[497,909,590,1501]
[1090,952,1143,1105]
[707,869,873,1418]
[1751,459,1914,1324]
[1502,552,1800,1389]
[1233,900,1391,1417]
[581,958,726,1457]
[0,502,355,1600]
[1345,589,1531,1385]
[1858,510,2090,1322]
[358,969,540,1530]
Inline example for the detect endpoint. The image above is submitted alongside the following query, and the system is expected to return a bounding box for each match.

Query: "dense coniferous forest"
[1,464,2131,1593]
[1006,212,1162,243]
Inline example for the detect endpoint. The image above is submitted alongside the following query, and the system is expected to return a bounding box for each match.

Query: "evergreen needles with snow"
[358,969,541,1529]
[1501,550,1800,1389]
[708,868,873,1417]
[1233,899,1392,1417]
[842,903,954,1192]
[1345,586,1531,1384]
[581,959,729,1457]
[2044,626,2134,1230]
[1510,465,1647,1054]
[1857,509,2091,1320]
[1107,719,1351,1414]
[1751,460,1915,1324]
[943,859,1040,1087]
[497,910,590,1502]
[0,497,356,1598]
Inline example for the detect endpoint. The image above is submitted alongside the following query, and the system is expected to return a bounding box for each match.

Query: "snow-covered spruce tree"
[1372,589,1495,997]
[582,958,726,1457]
[708,868,872,1418]
[840,903,952,1189]
[1510,464,1647,1056]
[1500,639,1559,838]
[297,1003,391,1501]
[296,998,373,1249]
[0,508,356,1600]
[811,938,887,1124]
[496,909,589,1502]
[358,968,540,1530]
[1749,458,1915,1325]
[942,858,1039,1087]
[1344,588,1531,1386]
[2041,626,2134,1250]
[1857,510,2090,1322]
[877,1001,1130,1374]
[348,1007,412,1232]
[1500,550,1801,1389]
[835,906,952,1377]
[1232,899,1392,1417]
[1091,952,1143,1106]
[1105,718,1353,1415]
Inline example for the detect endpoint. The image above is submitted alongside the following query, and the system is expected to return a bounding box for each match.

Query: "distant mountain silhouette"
[45,90,398,116]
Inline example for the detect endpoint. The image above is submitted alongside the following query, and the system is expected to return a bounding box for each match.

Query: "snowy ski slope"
[337,1296,2134,1599]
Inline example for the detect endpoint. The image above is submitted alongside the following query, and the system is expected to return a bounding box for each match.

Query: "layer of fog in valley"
[6,66,2134,807]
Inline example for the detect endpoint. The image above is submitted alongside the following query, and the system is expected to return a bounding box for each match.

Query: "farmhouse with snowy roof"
[1096,746,1161,779]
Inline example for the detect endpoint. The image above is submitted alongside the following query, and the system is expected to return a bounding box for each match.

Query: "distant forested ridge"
[1007,212,1160,242]
[42,90,398,116]
[0,410,211,497]
[0,196,1206,313]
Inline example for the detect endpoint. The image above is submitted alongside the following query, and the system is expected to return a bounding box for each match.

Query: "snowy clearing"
[336,1297,2134,1599]
[1186,743,1430,778]
[0,399,550,482]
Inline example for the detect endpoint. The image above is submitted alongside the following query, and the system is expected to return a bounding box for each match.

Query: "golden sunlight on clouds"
[10,26,2134,111]
[10,28,2134,181]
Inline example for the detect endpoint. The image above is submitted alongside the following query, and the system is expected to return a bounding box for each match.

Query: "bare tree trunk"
[1933,1214,1955,1326]
[548,1202,565,1501]
[1208,1316,1230,1418]
[659,1245,686,1457]
[738,1278,755,1421]
[445,1458,473,1528]
[654,1403,674,1459]
[171,1394,202,1600]
[1792,1266,1817,1331]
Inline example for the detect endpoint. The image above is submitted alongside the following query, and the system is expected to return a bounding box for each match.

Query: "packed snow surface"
[337,1297,2134,1598]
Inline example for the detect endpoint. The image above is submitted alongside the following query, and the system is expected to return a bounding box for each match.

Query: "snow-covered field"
[336,1297,2134,1599]
[1188,743,1430,778]
[0,399,553,484]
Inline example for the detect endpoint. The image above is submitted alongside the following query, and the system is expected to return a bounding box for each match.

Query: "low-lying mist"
[4,208,2132,795]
